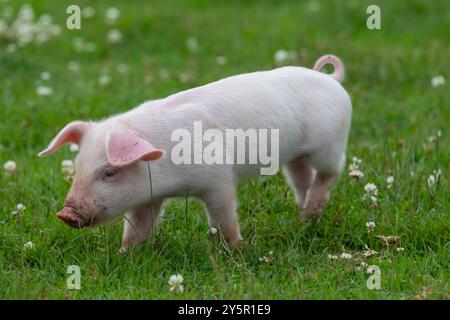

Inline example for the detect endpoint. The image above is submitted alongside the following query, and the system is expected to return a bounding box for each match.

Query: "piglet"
[39,54,352,252]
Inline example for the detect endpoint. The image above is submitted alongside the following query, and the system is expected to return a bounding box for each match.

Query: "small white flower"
[178,73,189,83]
[61,159,75,176]
[68,61,80,72]
[363,245,378,257]
[396,247,405,253]
[12,203,26,217]
[436,130,442,137]
[349,169,364,179]
[99,74,111,86]
[273,49,291,66]
[259,255,272,264]
[105,7,120,24]
[40,71,51,80]
[348,157,364,180]
[23,241,35,250]
[431,75,445,88]
[107,29,122,44]
[433,169,442,180]
[386,175,394,187]
[427,175,436,187]
[4,160,17,174]
[186,37,198,53]
[327,254,339,260]
[117,63,129,74]
[6,43,17,54]
[352,157,362,165]
[364,183,378,195]
[340,252,352,259]
[82,7,95,18]
[73,37,96,53]
[208,227,218,235]
[215,56,227,65]
[159,69,170,80]
[69,144,79,153]
[36,85,53,96]
[168,274,184,292]
[365,221,376,232]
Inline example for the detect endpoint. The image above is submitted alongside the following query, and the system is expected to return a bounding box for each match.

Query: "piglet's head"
[39,121,163,228]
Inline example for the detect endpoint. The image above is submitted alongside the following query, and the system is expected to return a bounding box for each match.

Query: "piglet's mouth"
[56,207,94,228]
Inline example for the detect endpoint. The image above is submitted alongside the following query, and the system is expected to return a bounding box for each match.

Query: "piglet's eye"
[105,170,115,177]
[103,169,117,179]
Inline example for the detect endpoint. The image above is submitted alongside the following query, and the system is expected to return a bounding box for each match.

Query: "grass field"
[0,0,449,299]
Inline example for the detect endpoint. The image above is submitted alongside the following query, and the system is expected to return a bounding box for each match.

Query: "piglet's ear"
[106,130,163,168]
[39,121,90,157]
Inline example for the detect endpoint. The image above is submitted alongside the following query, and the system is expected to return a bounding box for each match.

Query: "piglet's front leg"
[120,201,162,253]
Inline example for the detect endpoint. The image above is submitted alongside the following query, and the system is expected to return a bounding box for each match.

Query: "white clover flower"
[23,241,35,250]
[68,61,80,72]
[107,29,122,44]
[363,183,378,204]
[105,7,120,24]
[40,71,51,80]
[352,157,362,165]
[186,37,198,53]
[396,247,405,253]
[99,74,111,86]
[61,159,75,176]
[215,56,227,66]
[386,175,394,187]
[349,169,364,179]
[363,245,378,257]
[36,85,53,96]
[4,160,17,175]
[70,144,79,153]
[340,252,352,259]
[73,37,96,53]
[274,49,296,66]
[364,183,378,195]
[168,274,184,292]
[431,75,445,88]
[117,63,129,74]
[178,73,189,83]
[12,203,26,217]
[259,255,272,264]
[81,7,95,18]
[327,254,339,260]
[208,227,218,235]
[6,43,17,54]
[365,221,376,232]
[427,175,436,187]
[159,69,170,80]
[348,157,364,180]
[433,169,442,180]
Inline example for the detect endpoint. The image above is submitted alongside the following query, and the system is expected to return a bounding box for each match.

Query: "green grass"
[0,0,449,299]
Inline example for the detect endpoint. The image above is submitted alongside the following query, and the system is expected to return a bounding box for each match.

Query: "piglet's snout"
[56,207,84,228]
